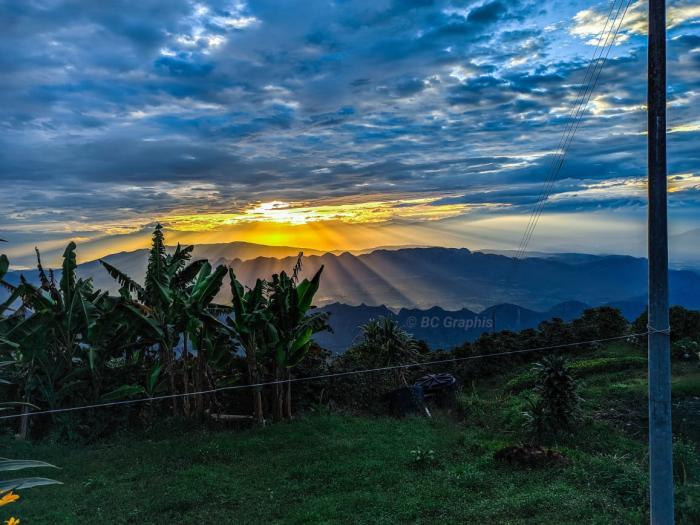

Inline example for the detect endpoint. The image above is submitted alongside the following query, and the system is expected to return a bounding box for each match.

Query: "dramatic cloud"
[1,0,699,265]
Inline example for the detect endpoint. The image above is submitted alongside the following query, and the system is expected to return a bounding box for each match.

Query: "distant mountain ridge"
[314,299,643,353]
[3,244,699,314]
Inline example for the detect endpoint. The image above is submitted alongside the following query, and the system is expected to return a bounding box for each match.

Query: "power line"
[512,0,634,263]
[514,0,633,261]
[513,0,622,260]
[0,331,651,421]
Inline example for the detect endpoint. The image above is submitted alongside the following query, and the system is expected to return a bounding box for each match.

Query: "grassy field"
[2,344,699,524]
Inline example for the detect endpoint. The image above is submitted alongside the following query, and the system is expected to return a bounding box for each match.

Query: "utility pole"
[648,0,674,523]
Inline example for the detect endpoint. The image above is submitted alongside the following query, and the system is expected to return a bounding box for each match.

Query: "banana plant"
[0,252,19,349]
[0,243,106,413]
[228,272,277,424]
[266,262,328,419]
[100,226,203,412]
[175,261,233,418]
[0,458,61,493]
[100,225,231,417]
[100,362,164,402]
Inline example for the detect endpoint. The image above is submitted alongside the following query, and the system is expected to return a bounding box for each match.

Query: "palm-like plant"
[352,317,419,386]
[1,243,107,417]
[101,227,198,407]
[228,274,275,424]
[175,262,233,418]
[524,354,582,441]
[100,225,231,416]
[266,260,327,419]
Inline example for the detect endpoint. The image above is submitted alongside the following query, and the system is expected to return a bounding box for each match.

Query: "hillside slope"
[5,246,700,312]
[6,343,699,524]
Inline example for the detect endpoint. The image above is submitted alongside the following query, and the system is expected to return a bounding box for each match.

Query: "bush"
[674,438,700,485]
[572,307,628,341]
[523,355,582,442]
[672,338,700,361]
[633,306,700,344]
[409,446,438,470]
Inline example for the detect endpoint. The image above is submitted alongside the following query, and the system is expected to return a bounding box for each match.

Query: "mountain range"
[5,240,700,352]
[314,300,638,353]
[4,242,700,313]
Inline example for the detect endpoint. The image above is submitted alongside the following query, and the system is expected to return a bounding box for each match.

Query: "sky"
[1,0,700,267]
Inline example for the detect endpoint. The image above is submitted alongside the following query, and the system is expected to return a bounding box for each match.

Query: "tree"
[228,274,275,424]
[100,225,226,415]
[537,317,572,347]
[572,307,627,341]
[348,317,418,387]
[634,306,700,344]
[266,260,328,419]
[174,261,233,418]
[2,244,104,411]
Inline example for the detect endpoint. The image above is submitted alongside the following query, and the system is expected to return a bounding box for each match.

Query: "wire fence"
[0,330,660,422]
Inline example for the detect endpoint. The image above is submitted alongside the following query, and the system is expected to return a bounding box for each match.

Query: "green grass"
[2,342,700,524]
[505,356,648,393]
[2,415,653,525]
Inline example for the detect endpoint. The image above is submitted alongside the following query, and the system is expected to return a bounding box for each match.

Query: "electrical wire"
[512,0,634,263]
[0,330,653,421]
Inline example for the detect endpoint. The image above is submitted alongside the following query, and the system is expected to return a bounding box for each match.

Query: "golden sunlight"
[161,196,475,231]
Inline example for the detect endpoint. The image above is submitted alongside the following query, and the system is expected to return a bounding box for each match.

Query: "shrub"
[672,338,700,361]
[523,354,582,442]
[572,307,628,341]
[326,317,421,411]
[673,438,700,485]
[409,447,438,470]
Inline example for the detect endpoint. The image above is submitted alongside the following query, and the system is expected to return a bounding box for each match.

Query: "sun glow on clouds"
[669,121,700,134]
[548,173,700,202]
[161,197,482,232]
[570,1,700,45]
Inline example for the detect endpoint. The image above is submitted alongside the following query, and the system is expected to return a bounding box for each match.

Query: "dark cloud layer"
[1,0,699,254]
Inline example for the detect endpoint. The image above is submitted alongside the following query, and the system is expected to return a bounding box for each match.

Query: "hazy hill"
[315,300,623,353]
[4,245,700,313]
[669,228,700,269]
[219,248,699,311]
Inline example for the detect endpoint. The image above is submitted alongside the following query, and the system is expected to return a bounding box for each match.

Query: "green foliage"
[634,305,700,344]
[1,225,320,435]
[506,355,646,392]
[346,316,418,372]
[0,457,61,492]
[98,227,234,420]
[267,263,328,369]
[227,258,329,421]
[672,337,700,361]
[572,307,628,341]
[523,355,582,442]
[328,316,420,410]
[0,414,662,524]
[409,446,438,470]
[227,273,274,423]
[0,244,123,436]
